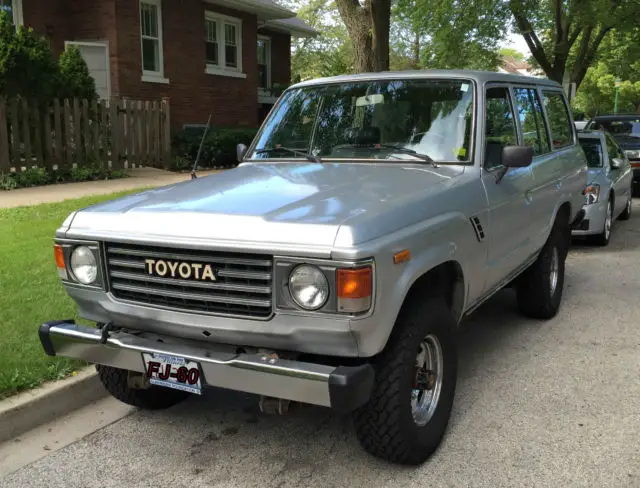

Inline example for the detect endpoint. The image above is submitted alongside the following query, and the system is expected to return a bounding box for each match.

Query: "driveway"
[2,203,639,488]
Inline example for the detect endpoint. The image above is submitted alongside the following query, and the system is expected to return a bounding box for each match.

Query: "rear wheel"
[96,365,189,409]
[353,297,457,465]
[618,194,632,221]
[516,219,567,319]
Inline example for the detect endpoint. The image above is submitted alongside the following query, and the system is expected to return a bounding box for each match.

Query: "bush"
[0,165,128,191]
[0,12,97,102]
[171,127,259,170]
[58,45,97,102]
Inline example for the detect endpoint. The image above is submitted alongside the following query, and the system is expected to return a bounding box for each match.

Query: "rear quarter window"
[542,90,574,149]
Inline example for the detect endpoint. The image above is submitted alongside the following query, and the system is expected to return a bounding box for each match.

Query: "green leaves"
[0,13,97,102]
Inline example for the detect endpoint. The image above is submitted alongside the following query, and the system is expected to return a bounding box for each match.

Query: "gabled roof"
[204,0,295,20]
[262,17,319,38]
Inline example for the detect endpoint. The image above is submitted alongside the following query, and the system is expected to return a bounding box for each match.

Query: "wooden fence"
[0,96,172,173]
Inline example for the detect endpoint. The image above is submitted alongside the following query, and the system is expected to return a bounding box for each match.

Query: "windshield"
[248,79,474,163]
[579,138,604,168]
[589,118,640,138]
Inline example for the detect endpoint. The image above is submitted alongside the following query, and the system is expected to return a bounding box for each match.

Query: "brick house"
[0,0,317,130]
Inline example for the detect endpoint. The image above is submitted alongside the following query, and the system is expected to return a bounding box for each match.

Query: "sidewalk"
[0,167,221,209]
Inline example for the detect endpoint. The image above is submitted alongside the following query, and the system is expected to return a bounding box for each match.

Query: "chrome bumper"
[39,321,374,414]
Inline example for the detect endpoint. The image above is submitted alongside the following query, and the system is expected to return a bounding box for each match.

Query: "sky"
[500,32,530,57]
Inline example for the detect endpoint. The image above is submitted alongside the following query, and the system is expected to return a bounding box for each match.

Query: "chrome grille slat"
[111,283,272,307]
[110,270,271,294]
[104,243,273,318]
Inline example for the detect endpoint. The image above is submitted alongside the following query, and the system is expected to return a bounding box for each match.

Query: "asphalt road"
[2,202,640,488]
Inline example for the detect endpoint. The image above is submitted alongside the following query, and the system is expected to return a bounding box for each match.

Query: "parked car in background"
[572,130,633,245]
[574,120,589,131]
[585,115,640,193]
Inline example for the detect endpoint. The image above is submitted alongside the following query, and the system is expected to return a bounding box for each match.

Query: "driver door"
[481,84,534,293]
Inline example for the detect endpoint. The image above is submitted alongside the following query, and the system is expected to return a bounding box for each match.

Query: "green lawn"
[0,189,151,399]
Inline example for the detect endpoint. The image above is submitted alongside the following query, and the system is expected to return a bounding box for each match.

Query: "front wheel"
[592,200,613,246]
[352,297,457,465]
[96,365,190,409]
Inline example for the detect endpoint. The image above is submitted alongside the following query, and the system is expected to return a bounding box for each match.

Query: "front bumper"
[39,320,374,414]
[571,202,607,236]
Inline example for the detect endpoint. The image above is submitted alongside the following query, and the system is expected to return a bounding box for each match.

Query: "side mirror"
[236,143,248,163]
[611,157,622,169]
[495,145,533,184]
[502,145,533,168]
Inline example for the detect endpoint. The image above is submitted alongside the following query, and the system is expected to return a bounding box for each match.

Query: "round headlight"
[70,246,98,285]
[289,265,329,310]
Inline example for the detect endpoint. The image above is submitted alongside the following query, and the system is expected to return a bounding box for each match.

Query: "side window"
[542,90,574,149]
[484,87,518,169]
[606,134,625,164]
[513,87,550,156]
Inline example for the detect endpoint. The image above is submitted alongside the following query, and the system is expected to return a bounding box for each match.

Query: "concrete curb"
[0,367,107,443]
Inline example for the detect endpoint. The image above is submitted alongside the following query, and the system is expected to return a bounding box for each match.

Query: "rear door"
[480,84,534,293]
[605,132,632,215]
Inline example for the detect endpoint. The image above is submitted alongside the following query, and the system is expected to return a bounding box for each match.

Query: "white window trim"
[204,11,244,78]
[139,0,169,84]
[64,40,112,99]
[257,34,271,92]
[1,0,23,25]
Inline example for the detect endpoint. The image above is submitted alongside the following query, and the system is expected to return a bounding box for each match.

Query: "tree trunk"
[335,0,390,73]
[412,29,420,68]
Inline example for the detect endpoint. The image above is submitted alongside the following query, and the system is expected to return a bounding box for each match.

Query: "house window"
[140,0,166,82]
[0,0,23,25]
[257,36,271,90]
[205,12,244,78]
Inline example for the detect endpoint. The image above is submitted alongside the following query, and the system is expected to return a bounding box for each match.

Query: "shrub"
[0,166,128,191]
[0,12,97,102]
[58,45,97,101]
[172,127,259,169]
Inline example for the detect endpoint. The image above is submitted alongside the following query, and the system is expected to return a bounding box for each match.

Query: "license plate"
[142,352,202,395]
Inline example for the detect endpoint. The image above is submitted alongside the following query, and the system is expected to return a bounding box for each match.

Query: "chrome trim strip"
[111,283,272,308]
[110,270,272,294]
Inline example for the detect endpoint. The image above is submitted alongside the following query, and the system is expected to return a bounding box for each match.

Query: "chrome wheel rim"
[549,246,559,296]
[605,203,612,239]
[411,334,444,427]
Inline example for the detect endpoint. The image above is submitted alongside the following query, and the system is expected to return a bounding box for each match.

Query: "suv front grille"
[104,243,273,319]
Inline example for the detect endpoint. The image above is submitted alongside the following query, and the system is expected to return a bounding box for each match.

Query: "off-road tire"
[619,195,632,221]
[515,219,567,319]
[96,365,189,409]
[592,199,613,246]
[352,297,457,465]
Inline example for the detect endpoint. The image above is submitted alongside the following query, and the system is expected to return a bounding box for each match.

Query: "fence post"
[43,102,53,169]
[0,98,9,173]
[81,99,90,163]
[73,98,82,164]
[9,99,20,168]
[21,99,32,169]
[161,97,171,169]
[63,99,74,167]
[53,100,63,169]
[31,101,43,168]
[109,97,121,170]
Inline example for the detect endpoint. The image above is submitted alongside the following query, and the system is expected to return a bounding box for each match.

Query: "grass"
[0,188,152,399]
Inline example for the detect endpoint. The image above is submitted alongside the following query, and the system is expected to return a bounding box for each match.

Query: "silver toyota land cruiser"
[40,70,588,465]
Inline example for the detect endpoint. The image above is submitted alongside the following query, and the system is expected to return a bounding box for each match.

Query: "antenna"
[191,114,212,180]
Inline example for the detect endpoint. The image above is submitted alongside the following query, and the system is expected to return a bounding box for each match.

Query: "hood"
[610,135,640,151]
[64,162,464,252]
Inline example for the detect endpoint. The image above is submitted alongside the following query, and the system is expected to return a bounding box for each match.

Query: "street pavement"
[1,202,639,488]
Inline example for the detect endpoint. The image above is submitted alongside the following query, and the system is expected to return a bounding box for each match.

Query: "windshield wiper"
[376,144,437,165]
[255,146,322,163]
